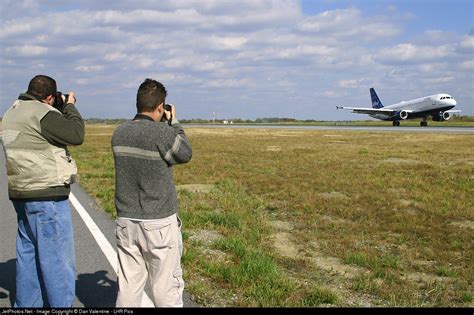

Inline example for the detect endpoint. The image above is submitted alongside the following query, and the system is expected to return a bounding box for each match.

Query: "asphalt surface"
[0,142,198,308]
[184,124,474,133]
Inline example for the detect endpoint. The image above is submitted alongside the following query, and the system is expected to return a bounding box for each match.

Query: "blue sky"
[1,0,472,120]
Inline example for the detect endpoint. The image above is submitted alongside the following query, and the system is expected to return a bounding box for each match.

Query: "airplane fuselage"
[369,94,457,121]
[337,88,460,126]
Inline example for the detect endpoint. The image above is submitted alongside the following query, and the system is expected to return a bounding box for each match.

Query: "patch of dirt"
[272,232,300,259]
[264,146,282,152]
[269,220,293,231]
[269,220,378,306]
[269,218,456,307]
[401,272,449,284]
[387,188,407,194]
[270,220,365,279]
[319,215,351,225]
[309,254,367,279]
[188,229,223,245]
[177,184,214,194]
[449,220,474,230]
[383,158,421,164]
[451,158,474,166]
[201,248,230,263]
[318,191,349,200]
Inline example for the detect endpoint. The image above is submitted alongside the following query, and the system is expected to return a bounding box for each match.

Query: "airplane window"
[441,97,445,99]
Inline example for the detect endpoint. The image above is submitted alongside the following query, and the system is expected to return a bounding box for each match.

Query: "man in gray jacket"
[112,78,192,307]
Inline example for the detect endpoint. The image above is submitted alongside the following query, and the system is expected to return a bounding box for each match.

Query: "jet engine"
[393,110,409,120]
[432,111,451,121]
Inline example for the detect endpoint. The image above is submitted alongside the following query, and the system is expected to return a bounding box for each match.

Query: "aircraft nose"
[452,99,457,105]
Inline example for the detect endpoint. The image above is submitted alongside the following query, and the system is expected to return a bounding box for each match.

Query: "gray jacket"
[111,114,192,219]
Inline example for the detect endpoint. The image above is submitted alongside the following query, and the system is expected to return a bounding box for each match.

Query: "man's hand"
[66,92,76,105]
[164,103,176,121]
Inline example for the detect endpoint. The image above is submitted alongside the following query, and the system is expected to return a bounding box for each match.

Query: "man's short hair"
[136,78,167,113]
[27,75,57,101]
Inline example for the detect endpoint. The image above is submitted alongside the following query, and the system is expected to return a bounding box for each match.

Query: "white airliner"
[337,88,461,126]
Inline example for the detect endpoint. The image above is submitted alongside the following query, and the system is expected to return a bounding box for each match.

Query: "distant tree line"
[4,115,466,125]
[179,117,326,124]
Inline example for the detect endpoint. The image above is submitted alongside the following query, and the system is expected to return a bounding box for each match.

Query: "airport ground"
[0,143,198,308]
[66,124,473,307]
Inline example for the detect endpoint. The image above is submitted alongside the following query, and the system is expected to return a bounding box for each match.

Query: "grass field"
[69,124,473,307]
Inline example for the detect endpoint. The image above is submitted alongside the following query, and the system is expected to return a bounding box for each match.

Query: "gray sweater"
[111,114,192,219]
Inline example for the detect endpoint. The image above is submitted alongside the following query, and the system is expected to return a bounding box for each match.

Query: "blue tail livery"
[370,88,384,109]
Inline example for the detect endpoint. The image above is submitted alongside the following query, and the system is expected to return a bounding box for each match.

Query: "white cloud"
[375,43,453,64]
[104,52,128,62]
[338,79,364,89]
[0,1,472,119]
[459,35,474,51]
[460,60,474,70]
[204,78,253,88]
[6,45,48,56]
[74,65,104,72]
[297,7,400,40]
[210,36,249,50]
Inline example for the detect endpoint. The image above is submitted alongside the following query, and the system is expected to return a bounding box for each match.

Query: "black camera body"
[161,103,173,125]
[53,91,70,112]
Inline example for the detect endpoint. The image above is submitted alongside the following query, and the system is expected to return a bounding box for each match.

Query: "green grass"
[69,123,474,307]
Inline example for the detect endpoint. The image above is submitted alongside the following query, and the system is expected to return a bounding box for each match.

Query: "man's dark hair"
[27,75,57,101]
[136,78,167,113]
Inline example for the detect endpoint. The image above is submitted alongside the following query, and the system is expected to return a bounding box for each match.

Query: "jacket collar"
[133,113,155,122]
[18,93,40,102]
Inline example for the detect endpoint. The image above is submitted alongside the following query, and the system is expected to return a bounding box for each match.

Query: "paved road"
[0,143,198,308]
[184,123,474,133]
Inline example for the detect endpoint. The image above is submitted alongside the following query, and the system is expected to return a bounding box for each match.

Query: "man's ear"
[157,102,164,113]
[44,94,54,106]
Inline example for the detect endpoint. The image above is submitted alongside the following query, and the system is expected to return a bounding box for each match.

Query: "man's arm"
[158,122,193,166]
[40,103,85,146]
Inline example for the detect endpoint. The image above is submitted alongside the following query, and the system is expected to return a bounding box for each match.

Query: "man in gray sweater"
[111,79,192,307]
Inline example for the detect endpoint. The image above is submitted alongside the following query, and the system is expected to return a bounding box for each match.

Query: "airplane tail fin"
[370,88,384,108]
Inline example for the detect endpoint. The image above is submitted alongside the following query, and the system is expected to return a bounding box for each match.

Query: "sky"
[1,0,473,120]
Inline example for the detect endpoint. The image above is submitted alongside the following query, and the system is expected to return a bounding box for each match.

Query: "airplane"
[336,88,460,126]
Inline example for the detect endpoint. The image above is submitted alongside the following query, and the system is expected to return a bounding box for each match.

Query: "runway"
[183,124,474,133]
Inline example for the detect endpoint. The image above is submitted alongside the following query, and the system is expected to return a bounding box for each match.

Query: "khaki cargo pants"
[115,214,184,307]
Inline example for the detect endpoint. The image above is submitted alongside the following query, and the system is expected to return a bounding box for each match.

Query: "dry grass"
[69,124,474,307]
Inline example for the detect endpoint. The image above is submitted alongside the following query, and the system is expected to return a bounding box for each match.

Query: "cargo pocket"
[173,268,184,293]
[116,220,129,248]
[143,221,172,249]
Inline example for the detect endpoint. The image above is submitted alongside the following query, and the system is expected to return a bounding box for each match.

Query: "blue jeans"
[12,198,76,307]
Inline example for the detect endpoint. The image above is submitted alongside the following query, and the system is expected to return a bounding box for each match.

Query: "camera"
[161,103,173,125]
[53,91,70,112]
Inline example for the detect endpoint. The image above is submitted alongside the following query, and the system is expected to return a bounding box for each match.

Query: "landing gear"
[420,117,428,127]
[392,121,400,126]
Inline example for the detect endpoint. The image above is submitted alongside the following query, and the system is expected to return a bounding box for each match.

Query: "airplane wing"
[445,110,462,114]
[336,106,412,116]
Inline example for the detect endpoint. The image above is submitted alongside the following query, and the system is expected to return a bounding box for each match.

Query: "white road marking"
[69,192,154,307]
